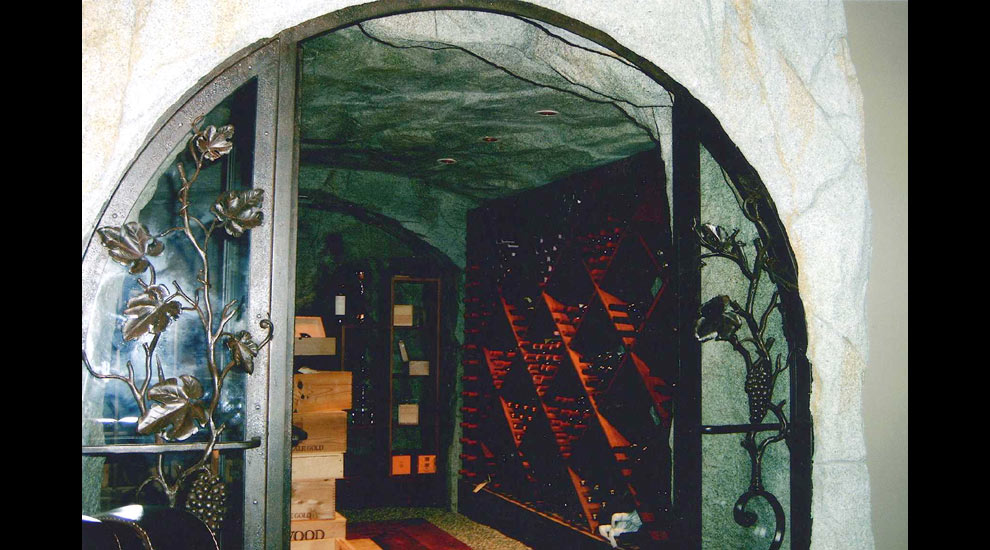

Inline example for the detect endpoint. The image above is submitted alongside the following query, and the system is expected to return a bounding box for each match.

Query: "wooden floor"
[347,519,472,550]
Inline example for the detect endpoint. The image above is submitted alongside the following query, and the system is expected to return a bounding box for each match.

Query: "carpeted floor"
[347,519,472,550]
[340,507,532,550]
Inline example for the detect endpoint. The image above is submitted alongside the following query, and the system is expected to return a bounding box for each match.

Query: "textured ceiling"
[297,16,666,203]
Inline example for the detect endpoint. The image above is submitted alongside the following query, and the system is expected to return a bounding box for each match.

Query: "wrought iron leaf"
[695,295,741,342]
[96,222,164,274]
[122,285,181,341]
[137,375,208,441]
[225,330,259,374]
[193,124,234,161]
[212,189,264,237]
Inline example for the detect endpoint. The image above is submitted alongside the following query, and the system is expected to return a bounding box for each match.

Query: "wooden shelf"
[388,275,440,477]
[459,151,676,542]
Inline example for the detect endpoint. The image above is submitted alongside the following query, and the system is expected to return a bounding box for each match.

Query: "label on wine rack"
[398,403,419,425]
[392,455,411,475]
[417,454,437,474]
[394,305,414,326]
[409,360,430,376]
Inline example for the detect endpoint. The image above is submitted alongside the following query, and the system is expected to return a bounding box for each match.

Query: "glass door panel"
[82,39,281,550]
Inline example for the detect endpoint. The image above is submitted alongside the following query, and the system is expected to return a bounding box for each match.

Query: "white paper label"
[334,295,346,315]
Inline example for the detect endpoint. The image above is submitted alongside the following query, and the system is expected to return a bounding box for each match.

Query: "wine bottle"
[352,269,368,324]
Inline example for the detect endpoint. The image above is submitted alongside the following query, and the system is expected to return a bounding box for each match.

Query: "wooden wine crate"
[292,452,344,480]
[289,514,346,549]
[294,371,352,412]
[336,539,383,550]
[294,337,337,356]
[295,316,327,338]
[291,479,336,520]
[292,411,347,454]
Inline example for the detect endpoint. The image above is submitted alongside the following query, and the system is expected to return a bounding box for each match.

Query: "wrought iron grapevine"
[694,197,792,550]
[82,115,273,533]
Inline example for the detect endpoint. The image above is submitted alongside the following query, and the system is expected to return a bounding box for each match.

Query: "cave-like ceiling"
[297,18,664,203]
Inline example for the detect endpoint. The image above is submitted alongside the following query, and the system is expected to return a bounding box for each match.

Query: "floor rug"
[347,518,474,550]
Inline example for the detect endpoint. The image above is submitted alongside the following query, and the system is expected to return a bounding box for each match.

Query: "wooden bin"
[292,452,344,481]
[291,479,337,521]
[289,513,346,550]
[294,337,337,356]
[293,371,352,413]
[293,411,348,455]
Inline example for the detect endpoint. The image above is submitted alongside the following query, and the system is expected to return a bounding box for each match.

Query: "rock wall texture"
[81,1,872,548]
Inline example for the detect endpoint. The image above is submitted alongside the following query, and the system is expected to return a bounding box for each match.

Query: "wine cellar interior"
[457,150,677,546]
[82,8,822,550]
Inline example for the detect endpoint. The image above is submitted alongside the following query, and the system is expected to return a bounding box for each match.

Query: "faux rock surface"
[298,20,661,206]
[82,2,873,548]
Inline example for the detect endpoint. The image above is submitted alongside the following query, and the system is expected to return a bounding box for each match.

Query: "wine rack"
[389,276,441,476]
[460,150,677,547]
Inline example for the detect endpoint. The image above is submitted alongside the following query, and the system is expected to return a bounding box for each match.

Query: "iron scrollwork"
[695,207,791,549]
[82,115,272,534]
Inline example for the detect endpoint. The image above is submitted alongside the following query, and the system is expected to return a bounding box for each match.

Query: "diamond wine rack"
[459,152,677,546]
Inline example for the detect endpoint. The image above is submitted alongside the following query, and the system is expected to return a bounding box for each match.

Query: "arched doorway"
[82,3,812,549]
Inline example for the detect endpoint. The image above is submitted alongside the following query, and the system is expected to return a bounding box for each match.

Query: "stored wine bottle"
[350,350,374,425]
[351,269,367,324]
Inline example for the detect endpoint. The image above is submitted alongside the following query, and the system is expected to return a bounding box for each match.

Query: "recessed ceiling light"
[481,136,499,142]
[437,158,457,164]
[535,109,559,116]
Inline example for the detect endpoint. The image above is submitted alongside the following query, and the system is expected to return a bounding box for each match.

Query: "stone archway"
[82,2,873,549]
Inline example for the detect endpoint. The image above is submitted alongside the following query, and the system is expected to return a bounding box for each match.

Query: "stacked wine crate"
[291,370,351,549]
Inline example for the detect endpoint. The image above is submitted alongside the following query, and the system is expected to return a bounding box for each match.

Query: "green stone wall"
[295,187,465,508]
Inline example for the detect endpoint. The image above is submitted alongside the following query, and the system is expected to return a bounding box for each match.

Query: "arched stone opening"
[84,3,876,548]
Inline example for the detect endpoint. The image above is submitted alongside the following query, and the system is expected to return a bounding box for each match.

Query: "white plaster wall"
[844,3,908,549]
[81,1,874,548]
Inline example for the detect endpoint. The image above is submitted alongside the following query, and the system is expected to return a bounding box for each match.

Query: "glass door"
[81,39,283,550]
